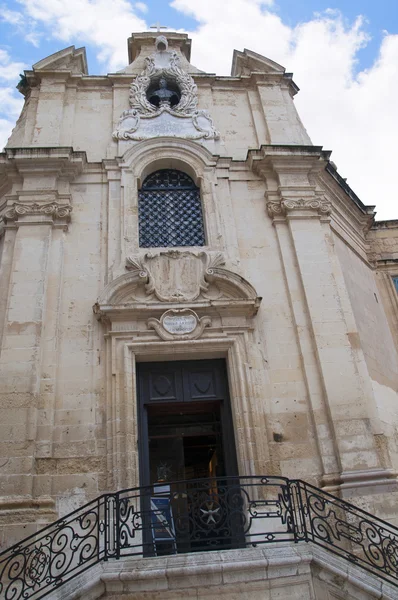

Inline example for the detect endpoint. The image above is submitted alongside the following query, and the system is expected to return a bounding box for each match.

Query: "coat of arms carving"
[125,251,225,302]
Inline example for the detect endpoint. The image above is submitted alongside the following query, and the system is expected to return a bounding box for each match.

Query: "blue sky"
[1,0,397,218]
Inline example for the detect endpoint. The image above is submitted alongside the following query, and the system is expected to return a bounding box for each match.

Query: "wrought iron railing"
[1,476,398,599]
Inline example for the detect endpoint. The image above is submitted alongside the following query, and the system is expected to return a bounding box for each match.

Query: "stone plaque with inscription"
[163,313,197,334]
[148,309,211,341]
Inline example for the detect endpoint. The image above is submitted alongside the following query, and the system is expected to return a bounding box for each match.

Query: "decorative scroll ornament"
[267,197,331,219]
[3,202,72,222]
[2,475,398,599]
[266,201,285,219]
[113,44,219,141]
[148,308,211,341]
[282,198,331,215]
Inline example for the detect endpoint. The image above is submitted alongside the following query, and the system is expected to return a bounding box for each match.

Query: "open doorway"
[137,359,240,554]
[147,401,225,484]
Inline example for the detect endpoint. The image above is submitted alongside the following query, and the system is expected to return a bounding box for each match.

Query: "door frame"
[105,334,266,491]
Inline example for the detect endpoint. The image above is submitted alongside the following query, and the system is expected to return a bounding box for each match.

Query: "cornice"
[24,70,301,95]
[317,169,375,248]
[371,220,398,230]
[247,144,330,168]
[0,147,87,178]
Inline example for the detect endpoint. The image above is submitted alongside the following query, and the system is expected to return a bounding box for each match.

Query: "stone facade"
[1,30,398,597]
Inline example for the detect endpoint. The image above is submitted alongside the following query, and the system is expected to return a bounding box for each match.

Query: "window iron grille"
[139,169,205,248]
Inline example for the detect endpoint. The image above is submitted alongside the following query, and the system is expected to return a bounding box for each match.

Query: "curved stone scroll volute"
[94,251,261,323]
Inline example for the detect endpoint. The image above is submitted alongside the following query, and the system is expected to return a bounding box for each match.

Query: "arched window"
[138,169,205,248]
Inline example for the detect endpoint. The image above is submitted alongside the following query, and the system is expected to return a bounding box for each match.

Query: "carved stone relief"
[3,202,72,222]
[125,251,226,302]
[94,250,261,321]
[1,202,72,230]
[267,197,331,219]
[113,39,219,141]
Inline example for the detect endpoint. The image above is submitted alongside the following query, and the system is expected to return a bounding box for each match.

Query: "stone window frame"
[117,138,225,262]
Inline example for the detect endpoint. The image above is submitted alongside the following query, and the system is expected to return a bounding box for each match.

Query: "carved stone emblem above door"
[125,251,224,302]
[94,250,261,323]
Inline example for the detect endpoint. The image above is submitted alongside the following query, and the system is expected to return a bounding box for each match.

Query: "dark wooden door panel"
[185,365,221,401]
[141,363,183,403]
[139,359,227,404]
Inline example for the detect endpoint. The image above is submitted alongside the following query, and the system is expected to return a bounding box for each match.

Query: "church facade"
[1,30,398,599]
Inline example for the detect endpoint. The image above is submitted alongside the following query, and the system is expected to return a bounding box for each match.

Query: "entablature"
[0,147,87,231]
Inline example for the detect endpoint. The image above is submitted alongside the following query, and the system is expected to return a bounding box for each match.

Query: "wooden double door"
[137,359,238,487]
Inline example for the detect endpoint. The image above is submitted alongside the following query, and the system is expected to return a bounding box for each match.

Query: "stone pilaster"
[0,148,85,547]
[265,158,396,499]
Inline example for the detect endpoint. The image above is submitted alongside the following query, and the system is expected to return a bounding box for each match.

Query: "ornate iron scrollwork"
[1,477,398,599]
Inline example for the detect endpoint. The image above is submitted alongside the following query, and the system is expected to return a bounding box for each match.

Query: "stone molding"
[267,197,331,220]
[0,147,87,175]
[0,148,87,232]
[48,543,398,600]
[119,136,217,181]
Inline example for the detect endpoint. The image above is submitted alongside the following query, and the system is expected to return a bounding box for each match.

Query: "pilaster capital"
[1,201,72,230]
[0,148,86,230]
[267,197,332,221]
[283,197,331,216]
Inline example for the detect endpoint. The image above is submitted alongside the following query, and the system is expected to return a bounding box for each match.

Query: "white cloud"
[0,5,41,47]
[11,0,148,71]
[0,6,25,26]
[0,49,26,81]
[0,50,25,149]
[171,0,398,219]
[135,2,148,13]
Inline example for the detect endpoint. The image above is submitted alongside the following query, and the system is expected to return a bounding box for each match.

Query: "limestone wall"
[7,77,309,161]
[334,232,398,486]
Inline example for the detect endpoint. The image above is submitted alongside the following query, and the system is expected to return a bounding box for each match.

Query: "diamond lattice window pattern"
[139,169,205,248]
